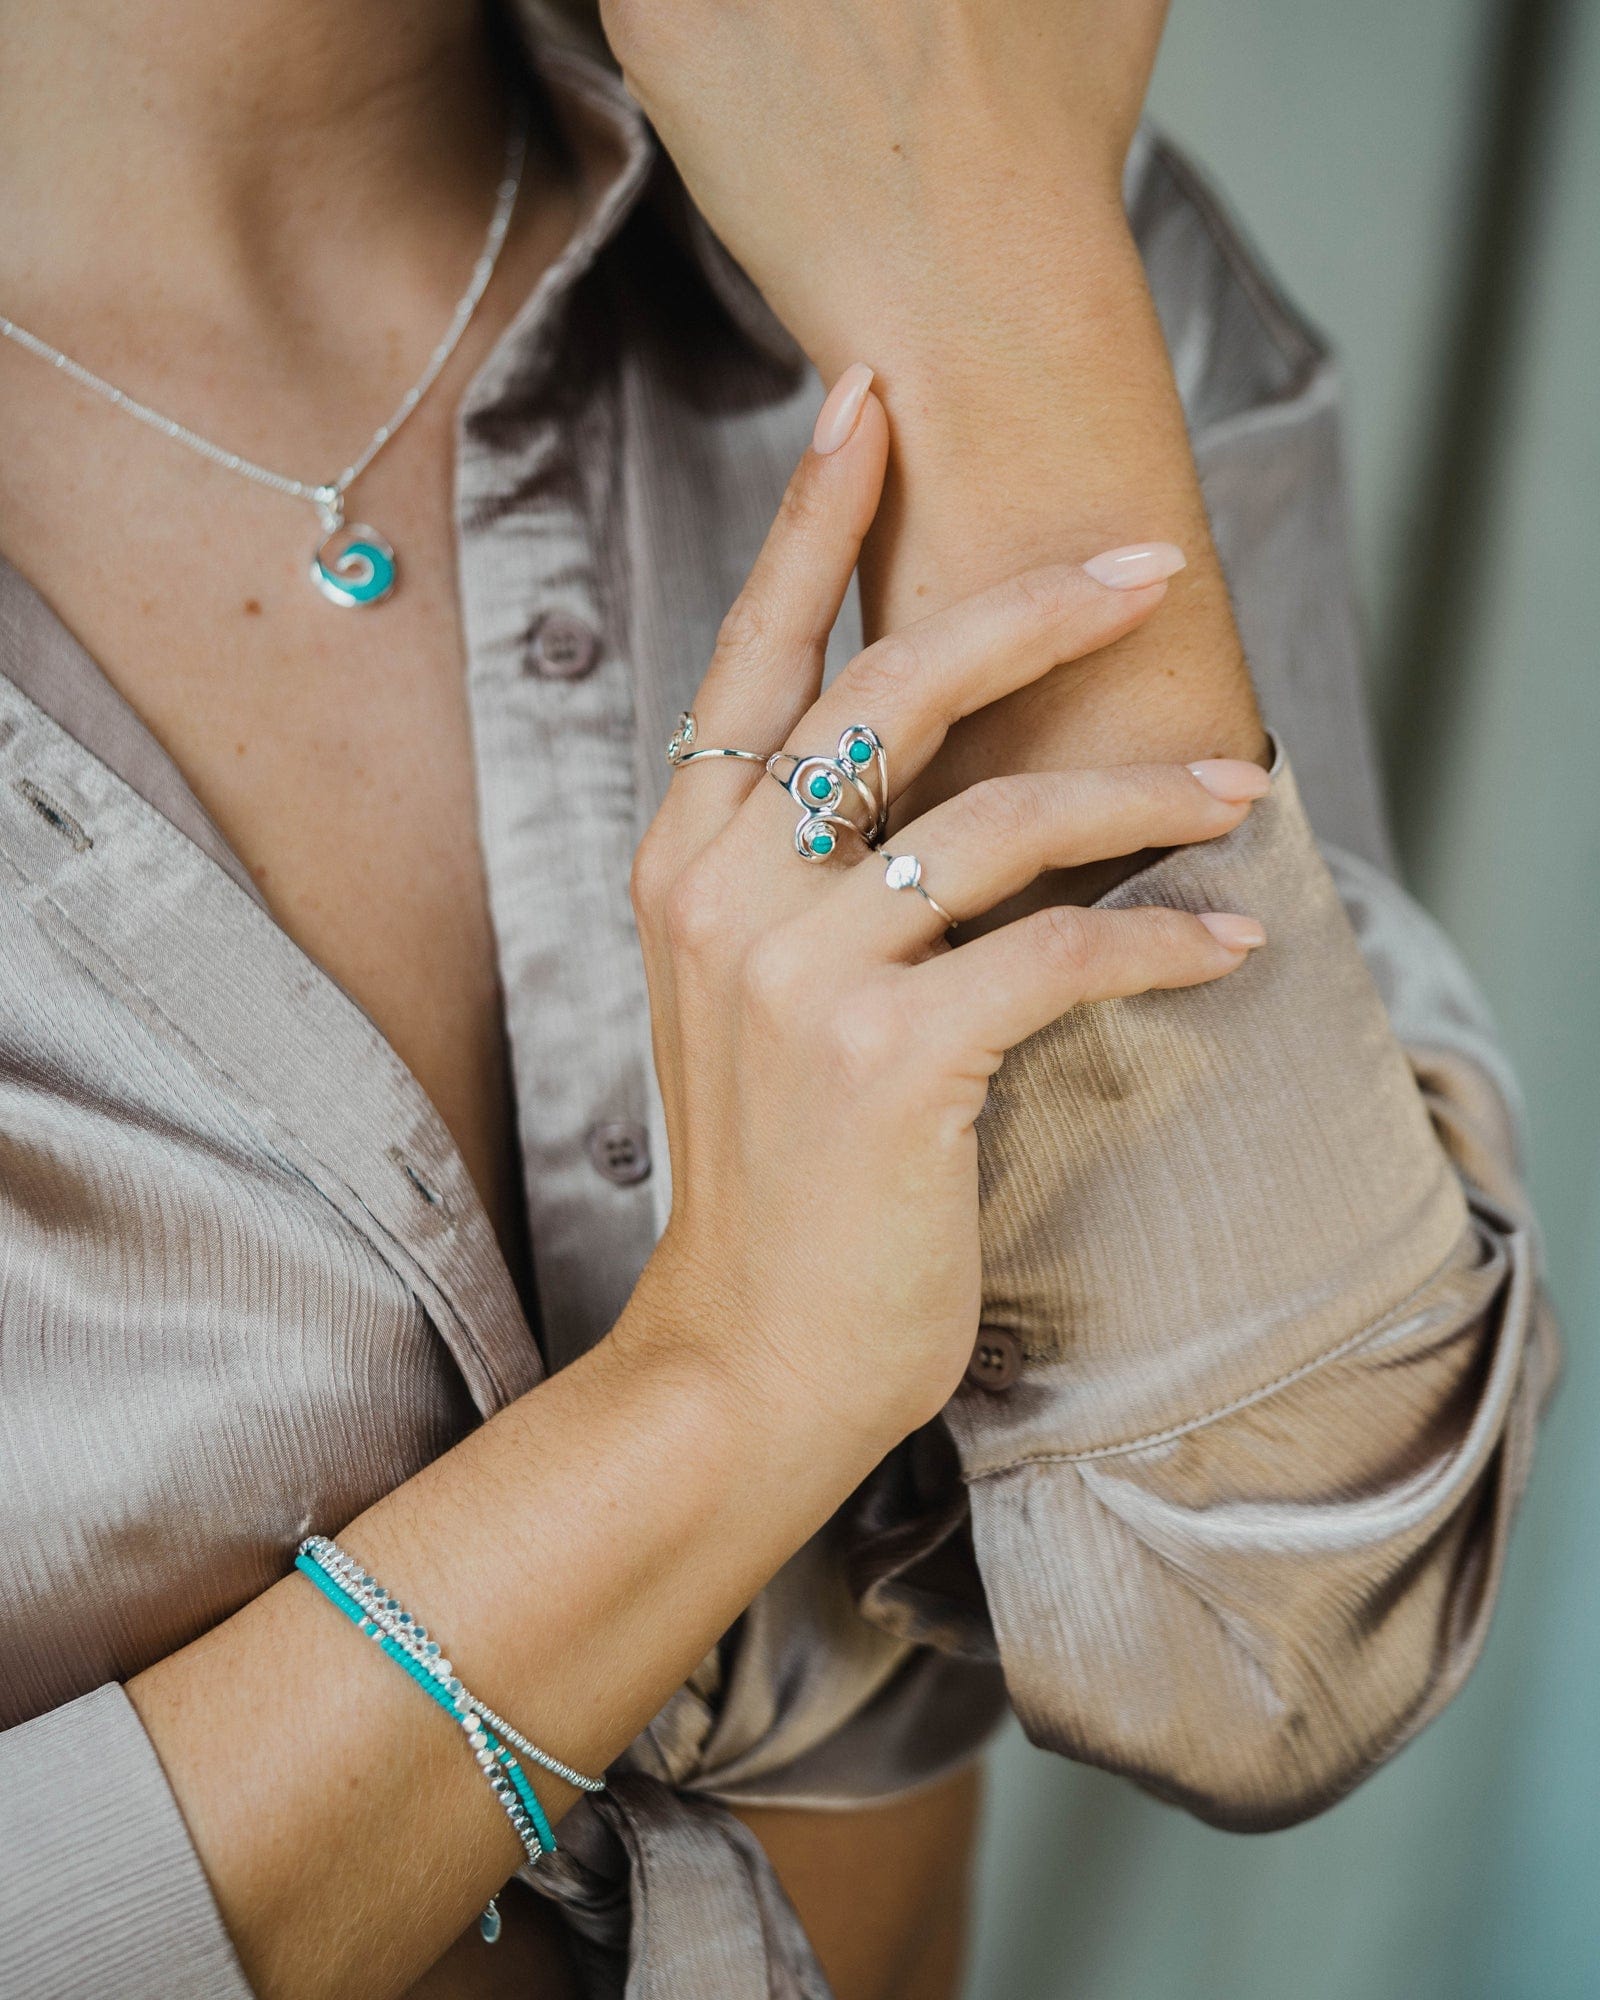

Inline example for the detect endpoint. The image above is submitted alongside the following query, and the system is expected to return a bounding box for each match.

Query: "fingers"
[919,898,1264,1058]
[824,761,1270,955]
[680,366,889,782]
[770,546,1184,809]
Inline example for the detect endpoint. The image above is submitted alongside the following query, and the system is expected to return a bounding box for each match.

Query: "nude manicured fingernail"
[812,363,875,455]
[1083,542,1187,588]
[1197,912,1267,952]
[1188,759,1272,803]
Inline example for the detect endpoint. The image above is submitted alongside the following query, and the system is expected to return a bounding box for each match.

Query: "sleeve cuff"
[0,1684,251,2000]
[948,752,1469,1470]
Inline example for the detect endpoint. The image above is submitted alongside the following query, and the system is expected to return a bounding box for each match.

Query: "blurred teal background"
[969,3,1600,1996]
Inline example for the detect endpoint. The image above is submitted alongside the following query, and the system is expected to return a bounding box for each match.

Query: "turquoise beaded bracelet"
[293,1535,604,1944]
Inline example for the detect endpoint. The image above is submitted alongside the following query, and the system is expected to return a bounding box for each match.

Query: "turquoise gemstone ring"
[765,724,890,863]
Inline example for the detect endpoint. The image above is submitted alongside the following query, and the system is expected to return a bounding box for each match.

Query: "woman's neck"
[0,1,523,331]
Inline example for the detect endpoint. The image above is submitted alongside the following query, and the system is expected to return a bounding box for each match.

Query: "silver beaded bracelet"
[295,1536,606,1939]
[301,1539,605,1792]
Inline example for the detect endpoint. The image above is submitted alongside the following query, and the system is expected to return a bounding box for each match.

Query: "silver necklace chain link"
[0,101,528,534]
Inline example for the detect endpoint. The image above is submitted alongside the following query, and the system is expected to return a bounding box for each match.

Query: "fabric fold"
[532,1774,836,2000]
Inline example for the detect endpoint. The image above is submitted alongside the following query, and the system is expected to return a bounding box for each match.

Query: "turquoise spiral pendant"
[310,521,398,608]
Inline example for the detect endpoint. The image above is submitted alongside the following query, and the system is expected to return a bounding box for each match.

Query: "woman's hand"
[599,0,1169,376]
[624,375,1268,1445]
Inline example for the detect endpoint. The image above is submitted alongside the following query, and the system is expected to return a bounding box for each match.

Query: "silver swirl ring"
[766,725,890,862]
[882,852,956,929]
[665,710,768,769]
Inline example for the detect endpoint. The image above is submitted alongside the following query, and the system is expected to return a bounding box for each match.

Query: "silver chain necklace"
[0,102,528,610]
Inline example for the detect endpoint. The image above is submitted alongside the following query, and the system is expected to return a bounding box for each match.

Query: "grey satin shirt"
[0,21,1559,2000]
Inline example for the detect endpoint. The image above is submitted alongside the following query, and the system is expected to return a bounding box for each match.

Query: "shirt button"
[587,1120,652,1185]
[965,1328,1023,1393]
[529,612,601,680]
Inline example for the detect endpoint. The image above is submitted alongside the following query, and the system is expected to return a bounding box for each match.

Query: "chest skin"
[0,359,536,1279]
[0,217,974,2000]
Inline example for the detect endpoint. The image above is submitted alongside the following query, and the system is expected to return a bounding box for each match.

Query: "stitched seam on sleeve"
[967,1226,1496,1475]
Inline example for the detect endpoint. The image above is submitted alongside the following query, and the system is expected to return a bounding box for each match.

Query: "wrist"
[605,1240,916,1476]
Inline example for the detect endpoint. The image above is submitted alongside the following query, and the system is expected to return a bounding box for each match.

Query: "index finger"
[754,546,1184,832]
[667,368,889,837]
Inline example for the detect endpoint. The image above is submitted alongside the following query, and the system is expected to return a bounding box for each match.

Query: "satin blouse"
[0,17,1559,1998]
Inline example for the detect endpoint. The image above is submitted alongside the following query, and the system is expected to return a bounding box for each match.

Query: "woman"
[0,2,1556,1996]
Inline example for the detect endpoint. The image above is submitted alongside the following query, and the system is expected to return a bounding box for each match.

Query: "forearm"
[607,1,1260,798]
[129,1290,884,2000]
[845,190,1265,827]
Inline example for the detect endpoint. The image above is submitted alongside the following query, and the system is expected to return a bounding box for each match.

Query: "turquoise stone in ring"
[776,728,885,861]
[310,524,398,608]
[835,726,888,843]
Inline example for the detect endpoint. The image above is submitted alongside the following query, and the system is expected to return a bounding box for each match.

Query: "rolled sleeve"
[958,756,1468,1459]
[0,1684,251,1999]
[934,760,1556,1828]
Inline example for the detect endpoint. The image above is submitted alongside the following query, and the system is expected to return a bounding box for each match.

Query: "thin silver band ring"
[882,852,956,929]
[666,710,769,769]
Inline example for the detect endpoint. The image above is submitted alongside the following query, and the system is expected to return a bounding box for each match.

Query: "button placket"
[458,451,661,1370]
